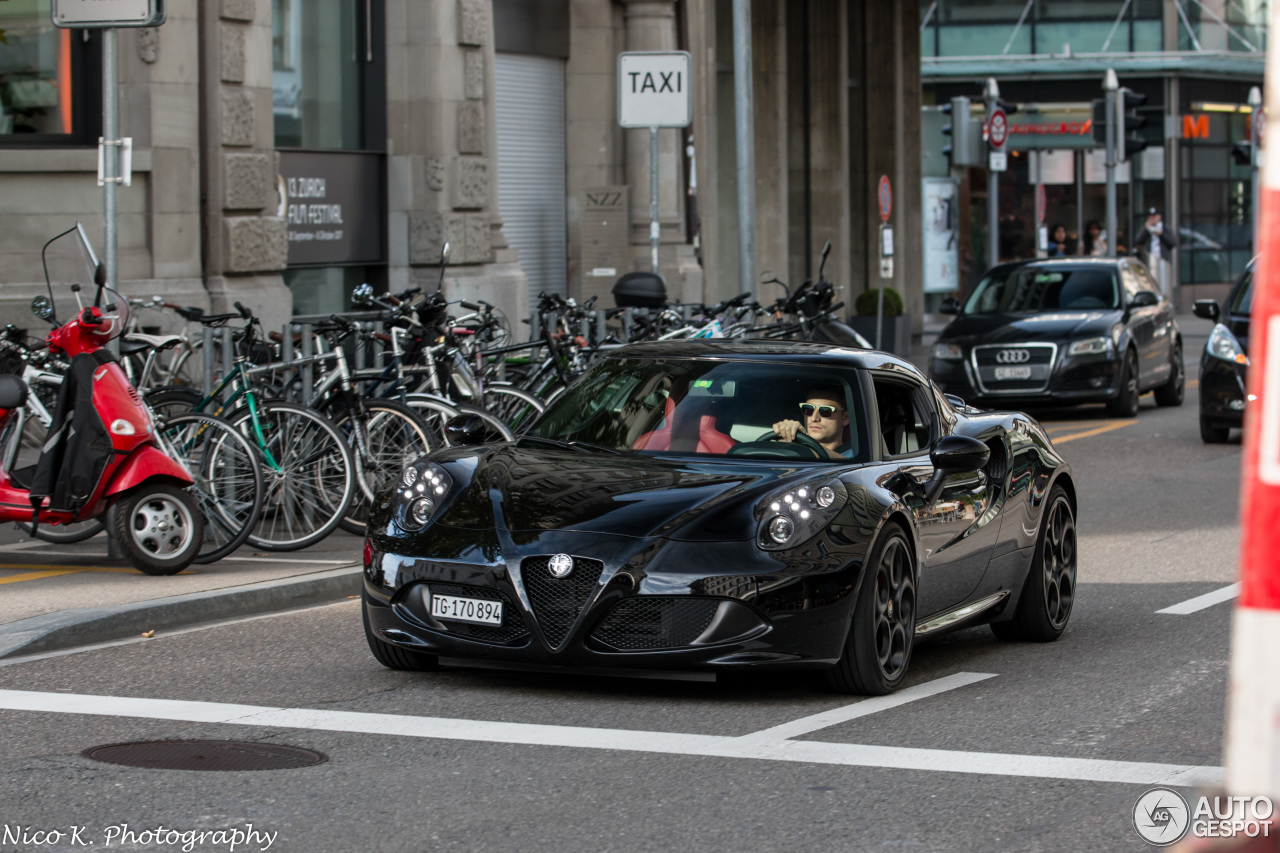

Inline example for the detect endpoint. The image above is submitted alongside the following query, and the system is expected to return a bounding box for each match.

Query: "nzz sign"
[618,51,692,129]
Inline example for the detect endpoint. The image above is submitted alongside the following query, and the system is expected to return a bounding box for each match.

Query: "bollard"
[300,322,313,404]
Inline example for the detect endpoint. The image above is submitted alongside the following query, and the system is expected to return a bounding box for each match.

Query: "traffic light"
[1091,98,1107,147]
[1232,142,1254,167]
[1117,87,1147,162]
[941,96,982,168]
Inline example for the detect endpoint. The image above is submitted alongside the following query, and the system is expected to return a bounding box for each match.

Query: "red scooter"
[0,224,203,574]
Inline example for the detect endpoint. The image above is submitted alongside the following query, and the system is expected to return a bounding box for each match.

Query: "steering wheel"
[758,429,828,460]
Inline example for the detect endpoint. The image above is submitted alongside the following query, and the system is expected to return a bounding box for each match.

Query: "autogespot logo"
[1133,788,1190,846]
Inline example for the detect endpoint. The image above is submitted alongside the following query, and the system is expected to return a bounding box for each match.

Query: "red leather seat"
[634,396,736,454]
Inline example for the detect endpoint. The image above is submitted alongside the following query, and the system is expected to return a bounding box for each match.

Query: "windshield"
[1230,270,1253,316]
[963,266,1120,314]
[526,357,870,462]
[41,225,100,322]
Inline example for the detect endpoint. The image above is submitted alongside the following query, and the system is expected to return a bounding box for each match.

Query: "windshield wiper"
[517,436,624,455]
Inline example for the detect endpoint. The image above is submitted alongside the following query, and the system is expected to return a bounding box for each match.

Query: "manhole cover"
[83,740,327,771]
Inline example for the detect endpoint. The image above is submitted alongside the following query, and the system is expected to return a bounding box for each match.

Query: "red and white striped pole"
[1226,0,1280,798]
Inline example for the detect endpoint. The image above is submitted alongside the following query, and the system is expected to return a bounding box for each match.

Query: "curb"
[0,565,361,660]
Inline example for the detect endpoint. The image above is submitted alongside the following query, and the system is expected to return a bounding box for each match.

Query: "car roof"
[988,257,1130,275]
[604,339,926,377]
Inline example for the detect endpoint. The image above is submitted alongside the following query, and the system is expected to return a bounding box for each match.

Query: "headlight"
[396,460,453,529]
[1207,323,1249,365]
[933,342,963,360]
[758,478,848,550]
[1067,337,1112,357]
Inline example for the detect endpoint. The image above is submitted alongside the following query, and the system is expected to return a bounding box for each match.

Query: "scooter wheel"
[110,484,205,576]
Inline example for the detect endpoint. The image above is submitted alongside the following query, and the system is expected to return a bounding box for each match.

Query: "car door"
[1119,262,1160,387]
[871,374,997,618]
[1137,262,1175,383]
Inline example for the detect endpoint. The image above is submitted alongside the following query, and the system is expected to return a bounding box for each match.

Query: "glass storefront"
[273,0,386,314]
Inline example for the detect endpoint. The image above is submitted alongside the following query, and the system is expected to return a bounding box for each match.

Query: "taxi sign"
[618,52,692,129]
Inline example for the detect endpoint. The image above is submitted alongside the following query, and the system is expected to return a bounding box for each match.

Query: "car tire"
[363,599,440,671]
[1153,342,1185,407]
[990,485,1076,642]
[1106,350,1141,418]
[826,523,915,695]
[1200,415,1231,444]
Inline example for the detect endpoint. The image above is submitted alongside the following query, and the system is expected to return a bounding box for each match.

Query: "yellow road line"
[1051,420,1136,444]
[0,569,84,584]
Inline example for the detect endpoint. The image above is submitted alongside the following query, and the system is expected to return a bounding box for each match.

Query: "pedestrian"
[1047,223,1068,257]
[1133,206,1176,269]
[1082,219,1107,256]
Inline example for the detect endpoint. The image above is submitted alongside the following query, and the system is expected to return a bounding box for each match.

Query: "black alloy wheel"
[991,485,1076,642]
[826,524,916,695]
[1200,415,1230,444]
[1153,342,1185,407]
[1107,349,1141,418]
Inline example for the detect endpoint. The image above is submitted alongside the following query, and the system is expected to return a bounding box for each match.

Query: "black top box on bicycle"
[612,272,667,308]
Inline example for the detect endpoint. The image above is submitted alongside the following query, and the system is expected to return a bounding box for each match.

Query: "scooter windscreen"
[39,223,130,341]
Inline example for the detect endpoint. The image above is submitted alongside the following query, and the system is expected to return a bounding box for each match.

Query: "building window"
[272,0,383,151]
[923,0,1164,57]
[0,0,98,143]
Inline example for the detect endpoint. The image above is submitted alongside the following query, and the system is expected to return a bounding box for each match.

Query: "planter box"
[848,311,911,356]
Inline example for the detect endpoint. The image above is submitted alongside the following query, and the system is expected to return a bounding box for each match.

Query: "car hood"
[431,444,831,542]
[940,311,1119,345]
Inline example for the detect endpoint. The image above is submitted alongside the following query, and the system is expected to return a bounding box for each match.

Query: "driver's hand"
[772,419,802,442]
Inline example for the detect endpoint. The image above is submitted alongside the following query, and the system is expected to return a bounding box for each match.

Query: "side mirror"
[444,413,487,447]
[759,270,776,284]
[939,296,961,315]
[944,393,968,410]
[93,262,107,288]
[440,242,451,264]
[352,283,374,306]
[821,240,832,260]
[30,295,54,322]
[923,435,990,504]
[1193,299,1221,322]
[1128,290,1159,309]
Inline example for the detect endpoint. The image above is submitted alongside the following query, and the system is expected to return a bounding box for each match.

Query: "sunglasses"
[799,404,844,419]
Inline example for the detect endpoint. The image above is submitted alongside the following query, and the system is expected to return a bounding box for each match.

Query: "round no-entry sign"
[878,175,892,223]
[989,108,1008,150]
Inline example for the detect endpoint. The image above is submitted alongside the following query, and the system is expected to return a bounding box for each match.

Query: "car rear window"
[963,266,1120,314]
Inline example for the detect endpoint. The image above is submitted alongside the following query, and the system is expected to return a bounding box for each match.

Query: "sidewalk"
[0,524,362,659]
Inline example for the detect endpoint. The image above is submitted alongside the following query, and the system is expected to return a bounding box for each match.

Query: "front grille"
[591,597,720,651]
[426,583,529,644]
[521,555,604,647]
[971,343,1057,394]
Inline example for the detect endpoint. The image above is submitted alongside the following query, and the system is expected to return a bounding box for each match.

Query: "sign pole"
[1104,69,1118,259]
[102,27,119,298]
[650,126,660,274]
[984,78,1000,270]
[732,0,756,297]
[1250,85,1263,253]
[876,175,893,352]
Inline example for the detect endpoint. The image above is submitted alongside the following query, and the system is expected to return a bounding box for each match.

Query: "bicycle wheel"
[158,413,265,564]
[333,400,435,536]
[230,401,356,551]
[451,402,515,443]
[483,385,545,436]
[146,386,204,423]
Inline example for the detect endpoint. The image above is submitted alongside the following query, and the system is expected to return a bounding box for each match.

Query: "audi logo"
[995,349,1031,364]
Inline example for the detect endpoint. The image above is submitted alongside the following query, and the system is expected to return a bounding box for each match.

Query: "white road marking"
[0,541,55,553]
[0,687,1221,787]
[1156,583,1241,615]
[739,672,996,741]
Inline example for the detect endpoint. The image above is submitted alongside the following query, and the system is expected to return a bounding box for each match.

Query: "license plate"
[430,594,503,626]
[994,366,1033,380]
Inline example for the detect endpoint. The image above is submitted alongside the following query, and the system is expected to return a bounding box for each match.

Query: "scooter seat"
[0,373,28,410]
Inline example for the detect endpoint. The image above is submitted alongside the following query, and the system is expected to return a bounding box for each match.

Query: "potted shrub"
[849,287,911,355]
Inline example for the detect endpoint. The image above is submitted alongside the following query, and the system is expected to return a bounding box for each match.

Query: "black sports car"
[1193,259,1253,443]
[930,258,1184,416]
[362,341,1078,695]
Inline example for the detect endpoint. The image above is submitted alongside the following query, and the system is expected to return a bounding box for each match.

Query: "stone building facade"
[0,0,923,337]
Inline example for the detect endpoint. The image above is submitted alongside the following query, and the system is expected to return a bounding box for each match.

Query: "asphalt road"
[0,352,1243,853]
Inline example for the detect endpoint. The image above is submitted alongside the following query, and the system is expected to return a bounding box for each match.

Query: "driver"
[771,384,852,460]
